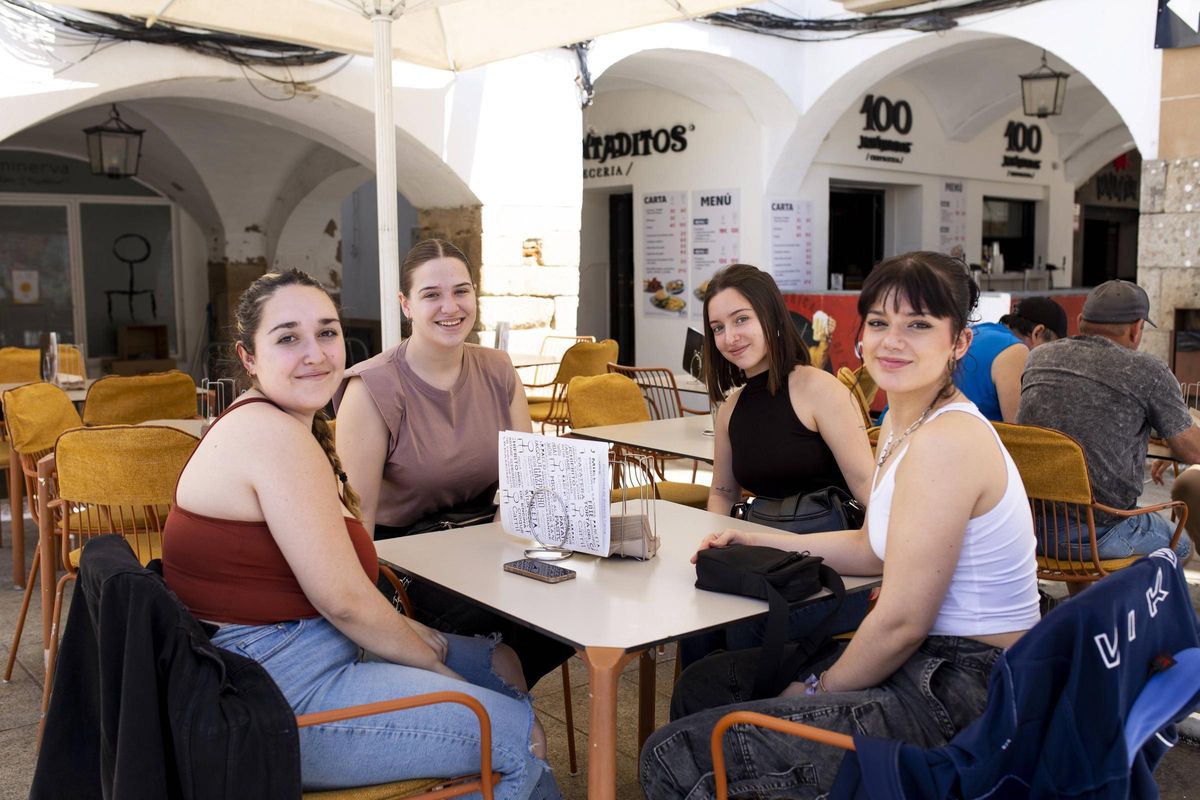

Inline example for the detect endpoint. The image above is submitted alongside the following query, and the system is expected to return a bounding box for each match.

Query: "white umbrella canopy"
[46,0,746,344]
[55,0,746,71]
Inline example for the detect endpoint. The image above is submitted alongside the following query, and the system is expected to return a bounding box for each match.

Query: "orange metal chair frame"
[710,710,854,800]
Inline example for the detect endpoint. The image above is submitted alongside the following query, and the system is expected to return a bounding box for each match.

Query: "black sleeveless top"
[729,370,848,498]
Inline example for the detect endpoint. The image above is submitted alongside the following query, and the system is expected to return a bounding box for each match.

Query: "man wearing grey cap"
[1017,279,1199,563]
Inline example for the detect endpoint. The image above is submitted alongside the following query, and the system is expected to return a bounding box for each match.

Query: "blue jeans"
[1039,510,1191,561]
[211,617,560,799]
[641,636,1000,800]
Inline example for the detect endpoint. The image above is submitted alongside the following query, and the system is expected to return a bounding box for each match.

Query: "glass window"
[0,205,74,348]
[80,203,175,357]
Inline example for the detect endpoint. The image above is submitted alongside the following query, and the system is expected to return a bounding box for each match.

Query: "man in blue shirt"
[957,295,1067,421]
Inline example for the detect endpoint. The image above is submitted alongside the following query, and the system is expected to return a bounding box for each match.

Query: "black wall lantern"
[1019,51,1069,118]
[83,104,144,179]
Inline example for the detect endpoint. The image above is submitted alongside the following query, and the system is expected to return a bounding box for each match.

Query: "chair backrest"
[606,363,686,420]
[0,345,87,382]
[530,334,595,386]
[54,425,198,569]
[554,339,619,385]
[992,421,1117,581]
[2,383,83,526]
[83,370,197,426]
[836,366,875,429]
[567,373,651,429]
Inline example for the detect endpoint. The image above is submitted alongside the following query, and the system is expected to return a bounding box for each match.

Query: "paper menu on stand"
[498,431,611,557]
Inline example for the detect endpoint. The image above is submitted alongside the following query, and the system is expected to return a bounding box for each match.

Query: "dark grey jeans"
[641,636,1001,800]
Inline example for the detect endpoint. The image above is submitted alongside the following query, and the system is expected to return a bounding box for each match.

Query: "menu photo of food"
[644,277,663,293]
[693,279,710,300]
[649,288,686,314]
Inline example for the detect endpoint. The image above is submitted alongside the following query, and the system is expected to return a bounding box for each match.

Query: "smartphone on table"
[503,559,576,583]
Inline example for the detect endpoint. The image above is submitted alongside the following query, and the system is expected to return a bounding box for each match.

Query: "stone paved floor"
[1,459,1198,799]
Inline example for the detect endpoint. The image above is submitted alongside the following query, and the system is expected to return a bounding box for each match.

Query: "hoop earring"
[854,341,863,360]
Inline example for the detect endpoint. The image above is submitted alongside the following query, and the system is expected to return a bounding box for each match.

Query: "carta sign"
[582,125,691,164]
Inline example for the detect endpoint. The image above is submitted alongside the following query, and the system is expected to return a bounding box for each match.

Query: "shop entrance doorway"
[608,192,635,363]
[982,197,1036,273]
[1081,208,1138,287]
[828,187,884,289]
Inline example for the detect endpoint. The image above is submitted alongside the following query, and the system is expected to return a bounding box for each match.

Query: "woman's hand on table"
[690,528,755,563]
[407,617,449,663]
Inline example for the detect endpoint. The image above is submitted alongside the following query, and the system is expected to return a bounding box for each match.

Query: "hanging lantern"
[83,104,144,179]
[1019,51,1069,118]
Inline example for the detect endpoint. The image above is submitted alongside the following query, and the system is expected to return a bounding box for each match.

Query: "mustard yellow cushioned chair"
[40,424,199,715]
[567,373,709,509]
[524,334,595,402]
[526,339,618,435]
[82,370,197,426]
[0,345,88,383]
[607,362,706,481]
[836,366,876,430]
[992,421,1186,586]
[2,383,83,682]
[0,347,41,382]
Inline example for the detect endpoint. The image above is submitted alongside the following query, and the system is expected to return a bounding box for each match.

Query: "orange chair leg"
[3,548,38,682]
[40,573,73,718]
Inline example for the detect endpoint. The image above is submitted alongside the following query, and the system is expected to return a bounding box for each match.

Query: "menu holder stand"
[520,486,574,562]
[608,450,659,560]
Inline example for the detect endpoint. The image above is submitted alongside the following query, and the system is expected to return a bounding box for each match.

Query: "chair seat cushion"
[609,482,708,509]
[1036,555,1140,574]
[69,531,163,569]
[528,401,553,422]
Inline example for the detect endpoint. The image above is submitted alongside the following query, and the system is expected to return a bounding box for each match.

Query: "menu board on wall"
[641,191,689,318]
[690,189,740,317]
[938,180,967,260]
[767,198,813,291]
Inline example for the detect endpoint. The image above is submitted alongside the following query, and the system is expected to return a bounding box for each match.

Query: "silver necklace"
[876,399,938,468]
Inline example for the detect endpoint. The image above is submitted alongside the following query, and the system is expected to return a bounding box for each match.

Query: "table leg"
[8,445,23,588]
[581,646,637,800]
[638,649,656,752]
[37,458,54,669]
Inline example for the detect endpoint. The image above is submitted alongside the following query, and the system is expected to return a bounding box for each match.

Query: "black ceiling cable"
[2,0,345,66]
[703,0,1046,42]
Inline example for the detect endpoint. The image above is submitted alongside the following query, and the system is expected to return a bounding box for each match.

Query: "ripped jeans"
[640,636,1000,800]
[211,616,560,800]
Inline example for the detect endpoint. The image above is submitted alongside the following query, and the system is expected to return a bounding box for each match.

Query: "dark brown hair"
[701,263,808,404]
[235,268,361,518]
[856,251,979,400]
[400,238,474,296]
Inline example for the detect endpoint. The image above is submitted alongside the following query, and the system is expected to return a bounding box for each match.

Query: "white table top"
[572,415,714,463]
[0,378,95,402]
[375,500,879,652]
[672,373,709,397]
[140,418,206,437]
[509,352,559,369]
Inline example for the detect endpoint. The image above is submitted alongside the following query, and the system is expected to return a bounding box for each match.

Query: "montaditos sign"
[582,124,693,179]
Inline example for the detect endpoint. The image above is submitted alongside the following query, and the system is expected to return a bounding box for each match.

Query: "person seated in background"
[640,251,1040,800]
[1017,279,1199,562]
[678,263,875,669]
[334,239,572,688]
[162,269,559,799]
[956,295,1067,422]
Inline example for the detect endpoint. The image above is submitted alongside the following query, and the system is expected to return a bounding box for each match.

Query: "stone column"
[1138,47,1200,364]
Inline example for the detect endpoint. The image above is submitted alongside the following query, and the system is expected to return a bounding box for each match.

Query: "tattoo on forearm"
[715,485,736,496]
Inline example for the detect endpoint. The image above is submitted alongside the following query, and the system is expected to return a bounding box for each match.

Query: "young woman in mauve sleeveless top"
[161,269,560,800]
[641,253,1039,800]
[677,264,876,668]
[333,240,572,689]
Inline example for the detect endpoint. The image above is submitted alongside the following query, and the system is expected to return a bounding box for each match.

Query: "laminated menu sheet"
[498,431,611,557]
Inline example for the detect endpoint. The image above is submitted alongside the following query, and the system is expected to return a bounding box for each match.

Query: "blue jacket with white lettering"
[831,549,1200,799]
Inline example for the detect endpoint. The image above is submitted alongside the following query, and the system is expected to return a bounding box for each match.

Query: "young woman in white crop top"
[641,252,1041,800]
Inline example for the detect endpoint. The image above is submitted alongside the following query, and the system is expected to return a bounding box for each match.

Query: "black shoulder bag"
[731,486,864,535]
[695,544,845,699]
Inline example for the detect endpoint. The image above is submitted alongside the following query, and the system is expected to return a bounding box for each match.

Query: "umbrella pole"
[373,12,403,348]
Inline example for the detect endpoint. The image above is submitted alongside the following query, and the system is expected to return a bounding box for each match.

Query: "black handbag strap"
[751,564,846,699]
